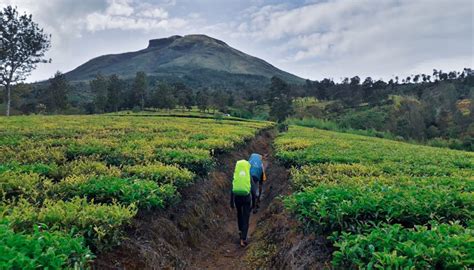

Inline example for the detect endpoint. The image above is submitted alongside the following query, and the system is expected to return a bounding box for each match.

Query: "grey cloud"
[0,0,472,82]
[234,0,473,80]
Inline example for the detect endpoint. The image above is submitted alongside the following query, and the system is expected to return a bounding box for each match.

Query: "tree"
[362,77,374,100]
[413,74,420,83]
[195,89,209,112]
[106,74,123,112]
[448,71,457,80]
[150,82,176,110]
[433,69,439,81]
[0,6,51,116]
[174,82,193,111]
[131,71,147,110]
[439,71,448,81]
[90,73,108,113]
[268,76,293,122]
[350,76,360,86]
[45,71,69,112]
[210,89,228,113]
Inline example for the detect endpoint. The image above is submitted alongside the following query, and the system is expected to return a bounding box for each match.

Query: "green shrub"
[63,159,121,178]
[154,147,214,175]
[290,164,382,191]
[123,163,194,188]
[0,222,93,269]
[0,163,61,179]
[54,176,177,208]
[285,176,473,233]
[0,172,51,202]
[3,197,137,250]
[332,223,474,269]
[65,143,112,160]
[276,126,474,269]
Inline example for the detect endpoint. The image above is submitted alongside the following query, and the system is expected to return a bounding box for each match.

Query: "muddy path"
[93,128,290,269]
[187,129,289,269]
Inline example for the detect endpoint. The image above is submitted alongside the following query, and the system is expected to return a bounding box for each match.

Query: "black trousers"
[234,194,251,240]
[251,174,262,208]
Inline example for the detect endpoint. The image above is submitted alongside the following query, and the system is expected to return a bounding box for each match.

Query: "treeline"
[288,68,474,151]
[7,71,239,115]
[3,67,473,150]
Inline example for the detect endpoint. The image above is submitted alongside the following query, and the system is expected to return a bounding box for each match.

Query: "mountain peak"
[147,34,228,50]
[147,35,182,49]
[66,34,303,88]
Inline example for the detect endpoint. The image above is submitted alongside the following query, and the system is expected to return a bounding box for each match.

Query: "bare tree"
[0,6,51,116]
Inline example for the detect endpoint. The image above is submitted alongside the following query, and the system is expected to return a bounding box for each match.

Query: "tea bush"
[54,176,177,208]
[123,163,194,188]
[3,197,137,250]
[331,223,474,269]
[0,222,93,269]
[275,125,474,268]
[0,115,272,267]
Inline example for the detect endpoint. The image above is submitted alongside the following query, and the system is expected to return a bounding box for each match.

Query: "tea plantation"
[275,126,474,269]
[0,115,272,268]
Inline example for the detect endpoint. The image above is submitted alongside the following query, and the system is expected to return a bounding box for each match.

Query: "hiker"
[249,153,267,213]
[230,159,253,247]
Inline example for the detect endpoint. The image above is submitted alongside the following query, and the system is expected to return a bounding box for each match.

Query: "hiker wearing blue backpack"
[248,153,267,214]
[230,159,254,247]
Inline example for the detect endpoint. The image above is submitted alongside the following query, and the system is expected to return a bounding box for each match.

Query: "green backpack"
[232,160,251,196]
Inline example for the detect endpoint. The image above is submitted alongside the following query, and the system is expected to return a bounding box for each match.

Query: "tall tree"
[151,82,176,110]
[106,74,123,112]
[45,71,69,112]
[268,76,293,122]
[174,82,194,111]
[0,6,51,116]
[131,71,147,110]
[362,77,374,100]
[210,89,227,113]
[195,89,209,112]
[90,73,108,113]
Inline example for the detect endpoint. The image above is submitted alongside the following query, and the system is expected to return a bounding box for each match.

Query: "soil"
[93,128,330,269]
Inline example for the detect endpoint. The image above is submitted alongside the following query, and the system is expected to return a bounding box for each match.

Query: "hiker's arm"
[262,160,267,182]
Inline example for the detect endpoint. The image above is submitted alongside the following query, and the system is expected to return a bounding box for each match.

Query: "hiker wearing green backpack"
[230,159,254,247]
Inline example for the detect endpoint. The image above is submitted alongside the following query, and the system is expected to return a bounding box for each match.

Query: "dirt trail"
[187,129,289,269]
[94,129,290,269]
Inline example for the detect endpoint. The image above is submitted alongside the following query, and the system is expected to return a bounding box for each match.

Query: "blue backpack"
[249,153,263,179]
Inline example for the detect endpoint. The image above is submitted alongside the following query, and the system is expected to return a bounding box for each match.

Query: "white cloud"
[1,0,472,82]
[106,0,134,16]
[84,0,186,32]
[234,0,473,80]
[139,7,168,19]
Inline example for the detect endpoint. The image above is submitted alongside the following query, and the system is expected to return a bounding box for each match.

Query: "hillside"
[248,125,473,268]
[2,115,472,269]
[291,74,474,151]
[64,34,303,89]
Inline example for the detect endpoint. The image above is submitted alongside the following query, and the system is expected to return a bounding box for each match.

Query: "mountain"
[65,34,304,90]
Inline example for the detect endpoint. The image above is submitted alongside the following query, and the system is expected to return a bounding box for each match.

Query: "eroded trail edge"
[94,129,291,269]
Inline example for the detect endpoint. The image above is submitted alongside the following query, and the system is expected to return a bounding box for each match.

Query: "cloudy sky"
[1,0,473,82]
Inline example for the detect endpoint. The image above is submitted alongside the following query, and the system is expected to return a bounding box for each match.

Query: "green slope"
[65,34,304,88]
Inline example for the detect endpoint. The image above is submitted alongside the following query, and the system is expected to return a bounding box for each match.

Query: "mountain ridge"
[65,34,304,89]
